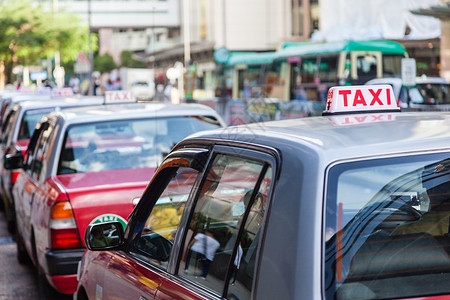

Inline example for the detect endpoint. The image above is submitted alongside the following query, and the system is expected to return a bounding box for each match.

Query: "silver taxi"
[78,85,450,300]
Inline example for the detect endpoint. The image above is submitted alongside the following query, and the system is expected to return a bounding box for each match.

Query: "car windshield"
[325,152,450,299]
[57,116,220,174]
[416,83,450,104]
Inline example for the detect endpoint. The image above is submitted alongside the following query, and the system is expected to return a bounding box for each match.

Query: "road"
[0,211,71,300]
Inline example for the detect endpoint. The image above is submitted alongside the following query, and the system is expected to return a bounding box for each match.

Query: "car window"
[325,152,450,299]
[17,108,53,141]
[1,109,16,146]
[226,166,272,299]
[417,83,450,104]
[356,54,377,79]
[129,167,200,270]
[57,116,221,175]
[29,122,54,181]
[408,87,424,104]
[177,154,269,296]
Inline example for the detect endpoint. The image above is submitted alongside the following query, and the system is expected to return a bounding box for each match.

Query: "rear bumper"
[45,248,86,276]
[44,248,86,294]
[48,274,79,295]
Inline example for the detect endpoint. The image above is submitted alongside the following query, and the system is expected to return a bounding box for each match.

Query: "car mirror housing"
[85,221,125,251]
[4,151,24,170]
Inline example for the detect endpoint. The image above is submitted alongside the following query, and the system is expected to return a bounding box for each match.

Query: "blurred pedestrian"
[183,230,220,279]
[164,83,173,102]
[16,77,23,90]
[44,80,53,89]
[104,79,115,91]
[155,83,164,101]
[69,75,80,94]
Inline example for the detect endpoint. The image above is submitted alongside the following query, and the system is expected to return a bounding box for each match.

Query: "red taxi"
[0,96,104,232]
[77,85,450,299]
[6,102,225,297]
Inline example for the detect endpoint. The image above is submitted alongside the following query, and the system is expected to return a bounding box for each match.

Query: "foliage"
[121,50,147,68]
[94,53,117,73]
[0,0,96,84]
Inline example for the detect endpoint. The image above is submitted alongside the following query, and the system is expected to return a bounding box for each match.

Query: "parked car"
[0,93,52,130]
[78,85,450,300]
[7,102,225,297]
[0,96,104,232]
[415,75,450,105]
[364,77,424,108]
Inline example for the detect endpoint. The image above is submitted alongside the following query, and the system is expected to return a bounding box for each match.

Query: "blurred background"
[1,0,449,123]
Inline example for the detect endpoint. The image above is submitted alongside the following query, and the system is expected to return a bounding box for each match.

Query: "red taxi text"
[338,88,391,107]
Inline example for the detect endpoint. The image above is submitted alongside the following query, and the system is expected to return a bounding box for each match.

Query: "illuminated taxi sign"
[323,85,399,115]
[52,88,74,97]
[104,90,136,104]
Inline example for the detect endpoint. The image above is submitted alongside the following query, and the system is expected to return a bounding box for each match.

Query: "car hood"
[53,167,156,247]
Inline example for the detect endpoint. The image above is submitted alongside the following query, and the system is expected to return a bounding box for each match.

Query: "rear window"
[325,153,450,299]
[57,116,220,174]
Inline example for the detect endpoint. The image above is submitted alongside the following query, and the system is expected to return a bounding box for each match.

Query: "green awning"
[214,48,276,66]
[276,40,407,60]
[226,51,277,66]
[214,40,406,67]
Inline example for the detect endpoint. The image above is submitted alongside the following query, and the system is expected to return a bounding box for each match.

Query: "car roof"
[10,94,52,102]
[12,96,105,111]
[416,76,449,84]
[47,102,226,126]
[185,111,450,163]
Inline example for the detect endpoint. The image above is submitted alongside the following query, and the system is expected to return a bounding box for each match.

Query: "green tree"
[94,53,117,73]
[0,0,95,87]
[121,50,147,68]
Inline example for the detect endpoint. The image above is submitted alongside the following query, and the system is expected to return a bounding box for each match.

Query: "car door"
[13,121,43,251]
[156,146,276,300]
[19,121,54,255]
[100,149,207,300]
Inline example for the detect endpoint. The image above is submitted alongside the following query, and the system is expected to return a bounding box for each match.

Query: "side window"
[24,125,42,175]
[356,54,378,79]
[1,110,15,146]
[178,154,270,296]
[226,166,272,299]
[29,122,53,181]
[300,57,318,84]
[129,167,200,270]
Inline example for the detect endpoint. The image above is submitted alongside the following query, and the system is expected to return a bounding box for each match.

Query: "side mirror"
[4,151,24,170]
[85,221,125,251]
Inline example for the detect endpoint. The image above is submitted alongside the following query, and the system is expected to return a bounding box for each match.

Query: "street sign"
[74,61,90,74]
[401,58,416,87]
[30,71,47,81]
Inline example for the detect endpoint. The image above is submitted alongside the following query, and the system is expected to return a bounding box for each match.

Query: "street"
[0,211,71,300]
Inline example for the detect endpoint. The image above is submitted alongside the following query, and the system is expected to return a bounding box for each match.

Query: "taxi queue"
[0,89,225,298]
[4,85,450,300]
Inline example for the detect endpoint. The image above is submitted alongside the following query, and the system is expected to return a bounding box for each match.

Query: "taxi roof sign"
[323,85,400,115]
[104,90,136,104]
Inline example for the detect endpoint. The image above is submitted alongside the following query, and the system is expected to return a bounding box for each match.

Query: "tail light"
[50,201,82,249]
[11,170,20,185]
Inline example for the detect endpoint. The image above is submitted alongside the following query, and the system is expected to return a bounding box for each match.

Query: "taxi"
[0,96,104,232]
[77,85,450,300]
[6,101,225,297]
